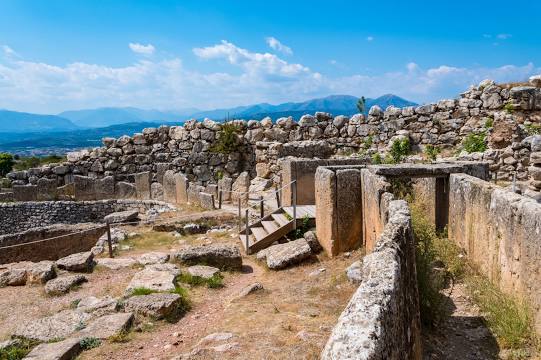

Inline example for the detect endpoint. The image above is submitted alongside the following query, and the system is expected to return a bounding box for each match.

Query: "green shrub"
[12,155,65,171]
[167,286,191,321]
[130,287,157,296]
[177,273,223,289]
[206,274,224,289]
[210,123,241,154]
[0,339,37,360]
[293,214,311,239]
[462,132,487,153]
[0,153,14,177]
[484,116,494,129]
[79,337,101,350]
[389,138,410,163]
[424,145,441,162]
[525,123,541,136]
[504,103,515,114]
[371,153,382,164]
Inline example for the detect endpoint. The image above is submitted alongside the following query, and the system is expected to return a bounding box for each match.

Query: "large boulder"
[125,267,178,293]
[13,309,91,342]
[0,267,27,286]
[56,252,95,273]
[44,275,87,296]
[124,293,184,319]
[265,239,312,270]
[173,244,242,270]
[77,296,118,316]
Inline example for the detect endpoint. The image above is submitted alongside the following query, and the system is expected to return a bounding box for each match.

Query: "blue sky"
[0,0,540,113]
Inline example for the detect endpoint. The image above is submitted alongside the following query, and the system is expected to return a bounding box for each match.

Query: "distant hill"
[59,107,196,128]
[0,110,79,133]
[189,94,417,120]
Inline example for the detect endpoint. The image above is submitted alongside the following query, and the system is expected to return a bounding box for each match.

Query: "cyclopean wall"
[6,82,541,196]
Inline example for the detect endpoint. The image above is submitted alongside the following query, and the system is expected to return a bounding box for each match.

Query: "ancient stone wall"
[7,83,541,196]
[0,199,169,235]
[448,173,541,334]
[322,200,422,359]
[0,223,106,264]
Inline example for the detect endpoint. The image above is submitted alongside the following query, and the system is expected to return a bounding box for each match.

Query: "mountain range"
[0,94,417,155]
[0,94,417,133]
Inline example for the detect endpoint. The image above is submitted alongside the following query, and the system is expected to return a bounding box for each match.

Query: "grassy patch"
[389,138,411,163]
[467,274,534,349]
[108,330,132,343]
[410,199,537,352]
[210,123,242,154]
[423,144,441,162]
[166,286,192,322]
[79,337,101,350]
[119,231,176,252]
[462,131,487,153]
[177,273,223,289]
[0,339,37,360]
[130,287,157,296]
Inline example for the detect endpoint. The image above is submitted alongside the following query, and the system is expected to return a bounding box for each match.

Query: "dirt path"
[422,283,500,360]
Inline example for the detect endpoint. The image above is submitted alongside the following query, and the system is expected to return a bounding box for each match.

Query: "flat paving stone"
[45,275,87,296]
[137,252,170,265]
[23,338,81,360]
[124,293,182,319]
[14,309,91,342]
[56,252,95,273]
[79,312,134,339]
[96,257,137,270]
[125,267,177,293]
[187,265,220,279]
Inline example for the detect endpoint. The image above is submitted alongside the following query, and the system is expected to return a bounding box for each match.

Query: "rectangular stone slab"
[135,171,151,200]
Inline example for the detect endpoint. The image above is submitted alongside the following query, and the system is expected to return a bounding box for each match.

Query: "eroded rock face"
[124,293,183,319]
[44,274,87,296]
[56,252,95,273]
[137,252,170,265]
[173,244,242,270]
[265,239,312,270]
[77,296,118,316]
[103,210,139,224]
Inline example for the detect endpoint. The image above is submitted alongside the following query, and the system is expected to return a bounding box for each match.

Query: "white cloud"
[194,40,309,77]
[265,36,293,55]
[497,34,512,40]
[129,43,155,55]
[0,40,539,114]
[366,36,374,42]
[2,45,18,58]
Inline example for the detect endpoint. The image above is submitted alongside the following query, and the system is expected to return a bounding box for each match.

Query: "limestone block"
[218,176,233,201]
[115,181,136,199]
[95,176,115,200]
[124,293,183,319]
[74,175,96,201]
[135,171,151,200]
[199,192,215,210]
[80,312,134,339]
[13,185,38,202]
[315,167,337,256]
[163,170,177,204]
[187,184,204,205]
[151,182,164,200]
[173,243,242,270]
[174,172,189,204]
[37,178,57,201]
[23,338,81,360]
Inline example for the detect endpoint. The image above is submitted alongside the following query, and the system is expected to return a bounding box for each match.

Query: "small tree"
[0,153,14,177]
[356,96,366,113]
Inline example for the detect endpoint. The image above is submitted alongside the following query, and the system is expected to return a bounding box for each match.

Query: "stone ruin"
[0,79,541,359]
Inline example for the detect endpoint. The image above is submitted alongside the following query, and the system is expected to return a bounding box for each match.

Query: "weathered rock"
[96,257,136,270]
[187,265,220,279]
[265,239,312,270]
[14,309,91,342]
[138,252,170,265]
[235,282,263,298]
[135,171,152,200]
[80,312,134,339]
[25,261,56,284]
[303,230,322,253]
[124,293,183,319]
[44,274,87,296]
[77,296,118,316]
[346,260,363,283]
[23,338,81,360]
[0,267,27,286]
[126,267,177,293]
[151,182,164,200]
[174,244,242,270]
[103,210,139,224]
[56,252,95,272]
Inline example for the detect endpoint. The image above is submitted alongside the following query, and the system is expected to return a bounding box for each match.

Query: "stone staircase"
[239,205,316,254]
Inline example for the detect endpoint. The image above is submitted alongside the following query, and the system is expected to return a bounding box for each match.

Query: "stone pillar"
[135,172,151,200]
[95,176,115,200]
[315,167,363,257]
[13,185,38,202]
[163,170,177,204]
[37,178,57,201]
[435,176,449,233]
[174,173,189,204]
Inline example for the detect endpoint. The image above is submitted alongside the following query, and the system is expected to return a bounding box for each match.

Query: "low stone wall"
[0,223,106,264]
[449,174,541,334]
[322,200,422,359]
[0,199,170,235]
